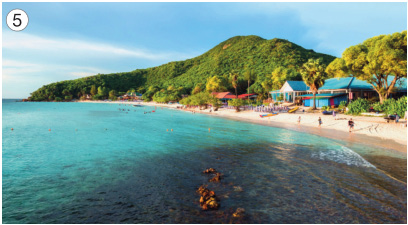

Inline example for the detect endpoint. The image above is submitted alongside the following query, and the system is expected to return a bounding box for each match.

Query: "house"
[270,81,309,104]
[271,76,407,108]
[211,92,236,103]
[237,93,258,100]
[119,92,143,101]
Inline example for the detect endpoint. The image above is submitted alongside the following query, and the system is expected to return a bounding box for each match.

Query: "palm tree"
[300,58,328,110]
[229,71,239,98]
[244,70,255,103]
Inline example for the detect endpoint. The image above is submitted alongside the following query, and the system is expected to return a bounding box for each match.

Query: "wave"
[311,146,376,168]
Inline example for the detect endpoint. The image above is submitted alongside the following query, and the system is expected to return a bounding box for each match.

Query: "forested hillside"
[28,35,335,101]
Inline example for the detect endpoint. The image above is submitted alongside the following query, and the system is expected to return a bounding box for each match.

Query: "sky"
[2,2,407,99]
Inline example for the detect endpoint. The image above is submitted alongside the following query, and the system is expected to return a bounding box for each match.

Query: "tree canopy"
[300,58,329,109]
[326,31,407,103]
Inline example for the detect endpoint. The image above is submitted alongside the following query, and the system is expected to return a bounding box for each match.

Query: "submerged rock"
[232,208,245,218]
[233,186,243,192]
[209,173,222,182]
[203,168,217,174]
[197,185,220,210]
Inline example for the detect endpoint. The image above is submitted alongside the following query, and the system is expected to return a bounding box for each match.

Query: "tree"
[62,89,70,96]
[90,85,97,96]
[270,67,302,90]
[244,70,256,103]
[206,76,226,93]
[228,98,245,112]
[300,58,329,109]
[192,83,204,94]
[326,31,407,103]
[229,71,239,98]
[109,90,117,100]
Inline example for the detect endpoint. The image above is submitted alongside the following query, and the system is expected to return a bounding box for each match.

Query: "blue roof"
[319,77,354,90]
[298,93,346,97]
[286,81,309,91]
[270,76,406,93]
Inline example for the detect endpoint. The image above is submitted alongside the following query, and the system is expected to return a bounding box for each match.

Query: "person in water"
[348,118,355,132]
[318,117,322,127]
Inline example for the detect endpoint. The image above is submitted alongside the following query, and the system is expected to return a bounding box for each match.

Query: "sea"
[2,99,407,223]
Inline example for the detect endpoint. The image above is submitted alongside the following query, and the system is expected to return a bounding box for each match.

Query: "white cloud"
[3,59,110,79]
[2,31,192,60]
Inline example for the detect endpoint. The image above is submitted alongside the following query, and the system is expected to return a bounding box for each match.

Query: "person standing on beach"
[297,116,301,125]
[318,117,322,128]
[395,113,399,123]
[348,118,355,132]
[333,110,337,120]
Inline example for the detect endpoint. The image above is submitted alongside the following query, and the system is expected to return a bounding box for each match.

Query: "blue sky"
[2,2,407,98]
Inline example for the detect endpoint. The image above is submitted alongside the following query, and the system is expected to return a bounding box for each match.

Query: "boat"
[288,107,299,113]
[259,112,278,118]
[322,110,333,115]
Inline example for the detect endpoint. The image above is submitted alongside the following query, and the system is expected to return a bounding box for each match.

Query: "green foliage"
[338,101,347,112]
[321,106,329,111]
[55,97,62,102]
[152,88,182,103]
[229,71,239,97]
[206,76,227,93]
[192,83,204,94]
[228,98,245,112]
[372,96,407,117]
[300,58,329,109]
[90,85,97,96]
[92,94,104,100]
[347,98,371,115]
[179,92,216,108]
[28,35,335,101]
[109,90,117,101]
[326,31,407,103]
[269,67,302,90]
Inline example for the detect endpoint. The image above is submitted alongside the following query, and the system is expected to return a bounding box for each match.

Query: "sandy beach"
[81,100,407,153]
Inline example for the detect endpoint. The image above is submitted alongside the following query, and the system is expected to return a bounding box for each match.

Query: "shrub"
[321,106,329,111]
[54,97,62,102]
[372,96,407,117]
[228,98,245,112]
[347,98,370,115]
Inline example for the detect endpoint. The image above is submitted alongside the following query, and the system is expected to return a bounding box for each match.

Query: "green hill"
[28,35,335,101]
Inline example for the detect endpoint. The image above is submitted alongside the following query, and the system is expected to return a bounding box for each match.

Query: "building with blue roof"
[270,76,407,108]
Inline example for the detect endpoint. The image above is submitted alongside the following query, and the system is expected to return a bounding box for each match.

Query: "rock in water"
[209,173,222,182]
[197,185,220,210]
[232,208,245,218]
[203,168,217,174]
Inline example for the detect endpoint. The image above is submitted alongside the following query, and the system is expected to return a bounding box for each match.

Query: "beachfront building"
[211,92,237,103]
[119,92,143,101]
[237,93,258,100]
[270,76,407,108]
[270,81,309,105]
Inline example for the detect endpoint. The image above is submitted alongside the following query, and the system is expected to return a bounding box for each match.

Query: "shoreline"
[79,100,407,154]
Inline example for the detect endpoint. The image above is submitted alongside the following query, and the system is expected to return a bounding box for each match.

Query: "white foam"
[311,146,376,168]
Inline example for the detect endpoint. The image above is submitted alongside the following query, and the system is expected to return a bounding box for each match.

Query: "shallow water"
[2,100,407,223]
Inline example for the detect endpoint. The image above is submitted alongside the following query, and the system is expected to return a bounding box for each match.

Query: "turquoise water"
[2,100,407,223]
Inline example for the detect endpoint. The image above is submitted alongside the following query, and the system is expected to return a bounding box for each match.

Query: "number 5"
[13,14,22,27]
